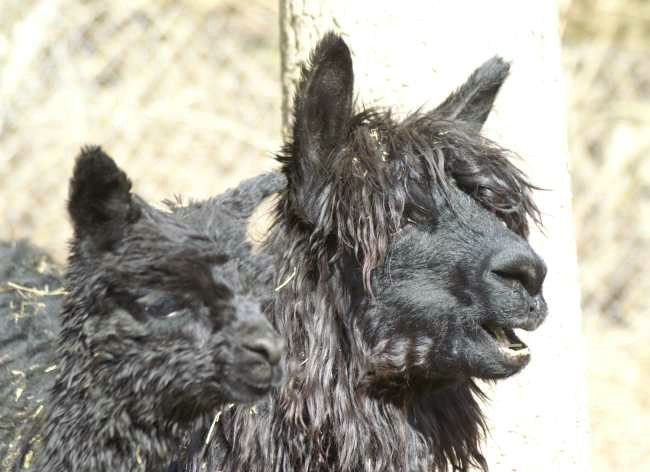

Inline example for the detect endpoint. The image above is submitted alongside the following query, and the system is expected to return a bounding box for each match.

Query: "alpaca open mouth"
[482,324,530,363]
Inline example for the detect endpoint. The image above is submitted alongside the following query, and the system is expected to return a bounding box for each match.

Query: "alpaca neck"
[217,235,486,471]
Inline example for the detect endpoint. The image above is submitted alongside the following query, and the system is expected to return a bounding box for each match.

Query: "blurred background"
[0,0,647,469]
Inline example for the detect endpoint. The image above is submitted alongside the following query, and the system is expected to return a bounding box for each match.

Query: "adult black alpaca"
[202,33,548,472]
[8,149,284,471]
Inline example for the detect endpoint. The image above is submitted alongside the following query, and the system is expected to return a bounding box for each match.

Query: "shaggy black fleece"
[194,33,549,472]
[1,150,285,472]
[0,241,62,470]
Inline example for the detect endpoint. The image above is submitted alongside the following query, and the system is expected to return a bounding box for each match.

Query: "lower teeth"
[491,327,527,353]
[500,345,530,359]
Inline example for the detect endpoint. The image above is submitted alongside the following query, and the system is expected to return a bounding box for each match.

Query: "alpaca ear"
[431,56,510,131]
[68,146,138,251]
[293,32,354,162]
[284,32,354,223]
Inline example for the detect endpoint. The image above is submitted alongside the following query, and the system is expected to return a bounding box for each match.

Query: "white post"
[280,1,589,470]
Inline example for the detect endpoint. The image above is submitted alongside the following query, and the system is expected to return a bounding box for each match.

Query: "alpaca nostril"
[244,337,284,365]
[493,266,536,295]
[530,296,540,312]
[489,248,547,296]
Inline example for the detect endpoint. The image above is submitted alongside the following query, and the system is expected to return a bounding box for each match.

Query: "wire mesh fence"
[1,0,282,262]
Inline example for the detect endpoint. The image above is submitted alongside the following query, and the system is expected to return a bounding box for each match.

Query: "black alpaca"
[0,176,287,472]
[202,33,548,472]
[7,149,284,471]
[0,241,62,470]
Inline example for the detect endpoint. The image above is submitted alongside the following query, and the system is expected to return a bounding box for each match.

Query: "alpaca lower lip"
[243,379,271,392]
[482,324,530,364]
[236,363,283,395]
[235,377,273,399]
[236,364,275,390]
[221,378,271,404]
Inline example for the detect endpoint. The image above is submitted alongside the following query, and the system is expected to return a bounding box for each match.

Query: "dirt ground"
[1,0,648,469]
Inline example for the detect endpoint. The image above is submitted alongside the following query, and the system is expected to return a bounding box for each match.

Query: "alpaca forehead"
[137,210,208,244]
[346,122,480,186]
[104,240,232,294]
[126,207,224,256]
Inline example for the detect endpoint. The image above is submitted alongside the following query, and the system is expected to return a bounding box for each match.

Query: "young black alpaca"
[199,33,549,472]
[6,149,285,471]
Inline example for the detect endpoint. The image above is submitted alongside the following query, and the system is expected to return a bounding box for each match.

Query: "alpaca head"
[280,33,547,394]
[65,147,284,421]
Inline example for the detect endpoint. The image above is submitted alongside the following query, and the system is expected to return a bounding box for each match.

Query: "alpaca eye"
[148,299,185,318]
[137,292,186,319]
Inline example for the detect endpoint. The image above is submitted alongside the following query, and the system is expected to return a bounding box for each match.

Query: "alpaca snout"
[487,239,547,297]
[229,296,285,378]
[236,326,285,389]
[522,294,548,331]
[243,335,285,366]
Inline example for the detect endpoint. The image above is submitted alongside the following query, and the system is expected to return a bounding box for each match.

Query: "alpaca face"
[66,148,284,419]
[282,34,547,392]
[364,183,547,385]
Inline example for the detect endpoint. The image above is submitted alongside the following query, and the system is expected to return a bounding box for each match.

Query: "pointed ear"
[293,32,354,161]
[432,56,510,131]
[284,32,354,223]
[68,146,138,251]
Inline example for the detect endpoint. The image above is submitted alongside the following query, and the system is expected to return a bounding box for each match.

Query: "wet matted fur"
[201,33,548,472]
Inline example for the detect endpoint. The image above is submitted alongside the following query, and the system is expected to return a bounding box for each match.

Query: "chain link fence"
[1,0,282,262]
